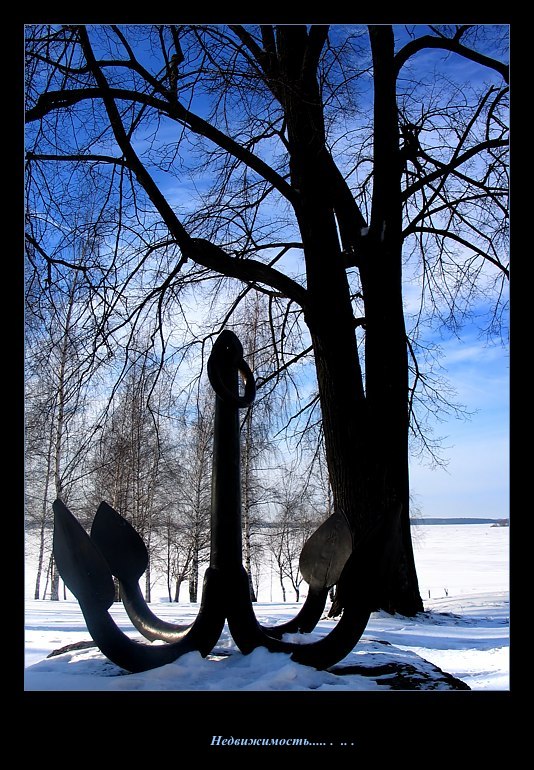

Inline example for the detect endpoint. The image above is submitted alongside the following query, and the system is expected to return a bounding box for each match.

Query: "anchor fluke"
[52,498,115,611]
[299,509,353,590]
[90,501,148,582]
[90,501,193,642]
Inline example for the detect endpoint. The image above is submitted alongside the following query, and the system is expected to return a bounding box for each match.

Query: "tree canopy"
[25,24,509,614]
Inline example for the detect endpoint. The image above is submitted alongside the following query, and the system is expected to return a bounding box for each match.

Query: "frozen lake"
[24,522,510,691]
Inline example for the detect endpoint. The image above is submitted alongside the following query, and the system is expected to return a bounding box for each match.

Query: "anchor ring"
[207,331,256,408]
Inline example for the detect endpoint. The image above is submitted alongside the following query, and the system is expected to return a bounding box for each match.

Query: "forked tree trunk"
[174,576,186,602]
[276,25,423,615]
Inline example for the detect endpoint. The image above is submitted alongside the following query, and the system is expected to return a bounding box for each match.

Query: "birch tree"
[89,348,169,601]
[25,253,100,599]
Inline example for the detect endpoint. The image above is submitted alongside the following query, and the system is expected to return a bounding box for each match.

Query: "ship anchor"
[53,330,398,673]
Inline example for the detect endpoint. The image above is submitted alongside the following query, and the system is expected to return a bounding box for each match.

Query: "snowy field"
[24,523,510,693]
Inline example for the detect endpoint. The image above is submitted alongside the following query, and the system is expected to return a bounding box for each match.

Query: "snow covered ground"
[24,523,510,693]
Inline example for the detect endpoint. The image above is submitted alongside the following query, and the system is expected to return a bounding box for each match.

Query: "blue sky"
[409,333,509,518]
[144,25,510,521]
[26,24,509,521]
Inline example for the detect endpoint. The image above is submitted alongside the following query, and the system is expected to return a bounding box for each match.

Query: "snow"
[24,524,509,693]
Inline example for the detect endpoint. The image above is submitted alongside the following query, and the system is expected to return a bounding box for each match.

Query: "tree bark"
[362,26,422,613]
[189,549,199,602]
[276,25,423,615]
[242,413,257,602]
[174,576,185,602]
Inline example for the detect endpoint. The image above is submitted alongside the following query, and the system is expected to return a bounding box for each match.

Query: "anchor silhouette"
[53,330,398,673]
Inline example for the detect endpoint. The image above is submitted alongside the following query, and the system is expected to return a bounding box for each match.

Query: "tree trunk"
[34,423,56,599]
[50,557,60,601]
[114,576,121,602]
[174,576,185,602]
[242,414,257,602]
[189,551,198,602]
[42,556,51,599]
[277,25,422,615]
[362,26,422,613]
[279,571,286,602]
[145,555,151,603]
[33,524,46,599]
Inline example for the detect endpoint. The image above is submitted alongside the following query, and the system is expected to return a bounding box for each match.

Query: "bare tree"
[267,465,324,601]
[174,383,214,602]
[25,24,508,614]
[152,497,195,603]
[234,294,282,600]
[25,244,103,599]
[89,346,170,601]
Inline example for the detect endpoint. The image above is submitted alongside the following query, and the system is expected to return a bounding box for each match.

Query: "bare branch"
[26,234,89,274]
[26,151,127,166]
[395,34,509,83]
[407,227,509,278]
[26,87,298,206]
[402,138,508,201]
[71,28,307,310]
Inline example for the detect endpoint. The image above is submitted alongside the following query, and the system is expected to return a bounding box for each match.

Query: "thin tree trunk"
[166,535,173,602]
[242,413,257,602]
[33,416,57,599]
[50,274,78,601]
[278,569,286,602]
[145,552,151,603]
[50,568,60,601]
[174,576,185,602]
[189,549,198,602]
[33,529,45,600]
[43,554,52,599]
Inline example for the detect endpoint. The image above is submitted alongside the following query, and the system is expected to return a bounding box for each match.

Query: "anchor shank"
[210,369,243,573]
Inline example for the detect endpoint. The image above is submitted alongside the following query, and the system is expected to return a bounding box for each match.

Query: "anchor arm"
[90,502,192,642]
[118,578,192,643]
[223,561,371,670]
[227,506,402,669]
[258,585,330,638]
[53,499,225,672]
